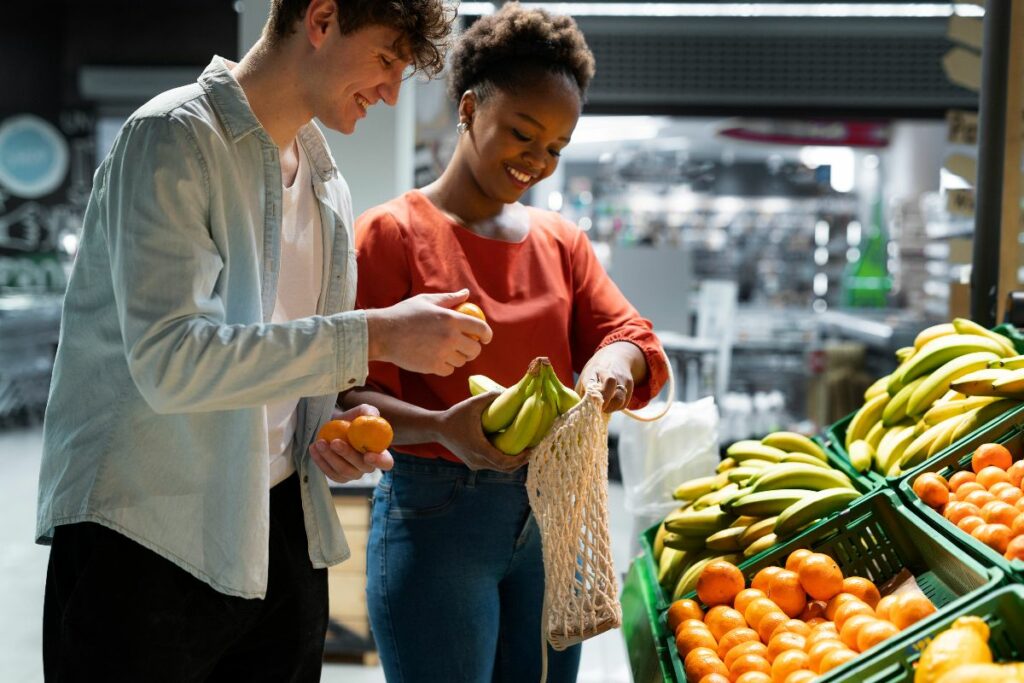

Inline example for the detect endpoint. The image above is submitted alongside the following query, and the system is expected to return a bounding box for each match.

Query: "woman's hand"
[308,404,394,483]
[435,392,530,472]
[576,341,648,413]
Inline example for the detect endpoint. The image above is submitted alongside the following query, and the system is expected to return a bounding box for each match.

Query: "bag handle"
[622,349,675,423]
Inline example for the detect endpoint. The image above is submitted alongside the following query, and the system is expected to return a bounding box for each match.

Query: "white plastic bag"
[617,396,720,546]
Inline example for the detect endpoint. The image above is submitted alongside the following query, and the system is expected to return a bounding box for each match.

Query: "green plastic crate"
[824,402,1024,490]
[662,489,1002,683]
[897,415,1024,581]
[835,584,1024,682]
[622,557,676,683]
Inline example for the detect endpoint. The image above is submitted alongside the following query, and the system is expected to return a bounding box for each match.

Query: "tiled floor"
[1,426,635,682]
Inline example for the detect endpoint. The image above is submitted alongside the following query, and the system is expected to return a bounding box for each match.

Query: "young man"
[37,1,480,680]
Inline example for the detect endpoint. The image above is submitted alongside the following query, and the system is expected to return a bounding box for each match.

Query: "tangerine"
[316,419,350,444]
[976,465,1011,489]
[684,647,729,681]
[957,515,986,535]
[347,415,393,453]
[717,627,760,659]
[889,592,936,630]
[734,673,773,683]
[912,473,949,509]
[947,470,976,491]
[729,653,772,679]
[752,566,785,593]
[832,599,874,631]
[735,588,767,615]
[705,606,747,641]
[855,619,899,652]
[696,674,731,683]
[972,443,1013,473]
[724,640,770,670]
[797,553,844,601]
[1005,534,1024,561]
[676,626,718,658]
[943,501,982,525]
[766,632,806,661]
[697,560,746,607]
[981,500,1018,526]
[807,639,845,672]
[971,522,1012,553]
[785,549,813,573]
[771,649,810,683]
[756,611,791,644]
[784,672,817,683]
[1008,460,1024,487]
[841,577,881,609]
[772,619,811,639]
[824,593,860,621]
[962,490,995,508]
[874,594,898,621]
[744,597,783,632]
[817,647,858,673]
[454,302,487,340]
[838,613,876,650]
[766,569,807,619]
[667,599,705,633]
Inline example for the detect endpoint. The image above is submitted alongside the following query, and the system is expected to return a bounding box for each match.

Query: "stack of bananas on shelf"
[653,430,861,601]
[468,357,581,455]
[844,318,1023,478]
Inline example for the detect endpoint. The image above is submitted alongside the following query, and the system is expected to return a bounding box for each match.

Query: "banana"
[952,318,1017,357]
[922,395,1000,425]
[898,417,963,472]
[848,440,874,473]
[738,517,778,547]
[914,322,956,350]
[865,420,886,450]
[875,424,919,476]
[491,389,544,455]
[990,354,1024,370]
[729,489,810,517]
[726,467,764,484]
[469,374,504,396]
[481,371,537,433]
[726,441,787,463]
[949,399,1018,443]
[895,346,916,363]
[652,522,668,561]
[864,375,890,401]
[737,459,776,470]
[905,351,1001,417]
[673,474,729,501]
[748,463,854,494]
[706,526,748,551]
[761,432,828,461]
[991,369,1024,396]
[527,377,560,447]
[718,486,755,513]
[882,376,928,426]
[664,505,736,536]
[716,457,738,473]
[743,533,779,558]
[896,334,1012,389]
[773,488,861,538]
[663,532,707,552]
[845,392,890,449]
[542,364,581,414]
[693,483,740,510]
[951,368,1016,397]
[925,415,965,457]
[782,452,830,468]
[658,547,688,592]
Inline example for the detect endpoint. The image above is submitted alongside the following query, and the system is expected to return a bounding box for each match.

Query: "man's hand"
[309,404,394,483]
[365,289,493,376]
[576,342,647,413]
[435,392,530,472]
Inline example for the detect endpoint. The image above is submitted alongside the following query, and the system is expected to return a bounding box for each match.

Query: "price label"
[947,189,975,217]
[947,110,978,145]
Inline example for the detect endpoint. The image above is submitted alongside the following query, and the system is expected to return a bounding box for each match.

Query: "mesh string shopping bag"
[526,358,673,676]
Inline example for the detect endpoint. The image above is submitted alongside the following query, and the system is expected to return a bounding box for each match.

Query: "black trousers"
[42,475,328,682]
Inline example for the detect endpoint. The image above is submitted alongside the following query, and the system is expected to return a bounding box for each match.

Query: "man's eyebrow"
[388,38,412,63]
[515,112,570,142]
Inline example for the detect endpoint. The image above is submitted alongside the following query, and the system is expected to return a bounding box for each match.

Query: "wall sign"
[0,115,70,199]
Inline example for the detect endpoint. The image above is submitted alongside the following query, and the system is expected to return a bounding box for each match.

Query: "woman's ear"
[458,89,477,127]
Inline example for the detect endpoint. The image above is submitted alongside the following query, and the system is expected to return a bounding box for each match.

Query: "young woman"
[342,4,669,680]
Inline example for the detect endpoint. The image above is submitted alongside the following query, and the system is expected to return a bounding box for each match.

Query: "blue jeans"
[366,453,582,682]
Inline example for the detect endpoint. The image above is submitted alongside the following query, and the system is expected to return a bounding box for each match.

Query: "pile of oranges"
[912,442,1024,561]
[667,551,936,682]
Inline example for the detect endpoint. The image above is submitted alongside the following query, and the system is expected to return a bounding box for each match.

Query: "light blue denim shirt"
[36,56,368,598]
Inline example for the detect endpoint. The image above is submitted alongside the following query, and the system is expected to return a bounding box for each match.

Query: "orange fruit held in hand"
[797,553,844,601]
[317,419,350,443]
[697,560,746,607]
[889,592,936,630]
[667,599,705,633]
[347,415,394,453]
[912,473,949,509]
[455,302,487,341]
[972,443,1013,473]
[841,577,881,609]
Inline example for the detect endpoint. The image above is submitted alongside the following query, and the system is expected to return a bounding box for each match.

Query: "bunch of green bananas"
[844,318,1023,478]
[468,357,581,455]
[653,430,861,600]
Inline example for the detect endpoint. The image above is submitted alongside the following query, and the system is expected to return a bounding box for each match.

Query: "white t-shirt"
[267,141,323,487]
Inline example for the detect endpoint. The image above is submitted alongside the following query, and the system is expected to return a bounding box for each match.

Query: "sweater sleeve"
[567,225,669,407]
[354,207,410,399]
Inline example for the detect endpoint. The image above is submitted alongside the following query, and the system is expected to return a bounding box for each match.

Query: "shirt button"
[347,378,356,384]
[303,475,309,483]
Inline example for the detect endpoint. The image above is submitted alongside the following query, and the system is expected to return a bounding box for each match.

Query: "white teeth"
[506,165,532,184]
[355,95,370,111]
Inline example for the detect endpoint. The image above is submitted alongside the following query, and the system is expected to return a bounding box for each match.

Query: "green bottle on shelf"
[842,195,891,308]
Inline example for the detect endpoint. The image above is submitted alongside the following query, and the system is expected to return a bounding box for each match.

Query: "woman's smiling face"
[458,71,582,205]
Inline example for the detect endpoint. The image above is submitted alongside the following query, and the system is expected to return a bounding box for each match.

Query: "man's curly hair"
[447,2,596,102]
[265,0,455,78]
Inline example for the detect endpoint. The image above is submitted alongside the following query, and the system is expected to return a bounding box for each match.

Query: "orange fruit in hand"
[697,560,746,607]
[841,577,881,609]
[767,569,807,618]
[912,473,949,509]
[772,648,810,682]
[856,619,899,652]
[705,606,747,641]
[785,549,813,573]
[972,443,1013,473]
[838,613,876,650]
[797,553,844,601]
[667,598,705,633]
[889,592,936,630]
[832,599,874,631]
[317,419,350,443]
[735,588,767,615]
[818,647,858,673]
[454,302,487,340]
[684,647,729,681]
[752,566,784,593]
[347,415,394,453]
[717,627,760,659]
[676,626,718,658]
[724,641,769,670]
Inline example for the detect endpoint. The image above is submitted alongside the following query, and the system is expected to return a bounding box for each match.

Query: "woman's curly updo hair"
[447,2,595,103]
